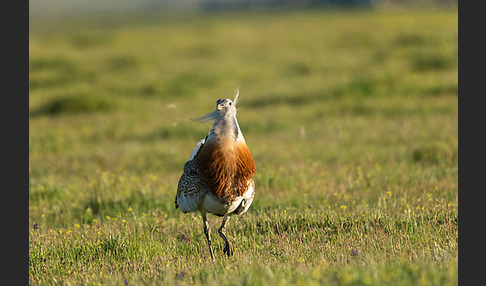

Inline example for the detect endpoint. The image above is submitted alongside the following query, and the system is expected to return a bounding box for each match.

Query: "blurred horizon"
[30,0,457,17]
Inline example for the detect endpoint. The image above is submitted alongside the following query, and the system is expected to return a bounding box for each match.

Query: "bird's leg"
[218,215,233,257]
[201,213,215,262]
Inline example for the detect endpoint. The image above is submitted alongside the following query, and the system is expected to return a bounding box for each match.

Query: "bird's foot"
[223,241,233,257]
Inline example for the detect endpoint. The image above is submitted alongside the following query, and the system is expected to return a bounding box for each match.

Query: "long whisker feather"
[192,110,219,122]
[233,87,240,106]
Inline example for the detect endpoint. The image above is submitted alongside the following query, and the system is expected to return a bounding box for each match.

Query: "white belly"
[176,188,207,213]
[200,180,255,216]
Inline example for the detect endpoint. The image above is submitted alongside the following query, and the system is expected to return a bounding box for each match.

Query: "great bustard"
[175,89,256,261]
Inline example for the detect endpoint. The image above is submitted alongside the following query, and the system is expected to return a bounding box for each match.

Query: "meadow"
[29,7,458,285]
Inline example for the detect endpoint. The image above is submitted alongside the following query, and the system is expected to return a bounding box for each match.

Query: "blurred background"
[29,0,458,225]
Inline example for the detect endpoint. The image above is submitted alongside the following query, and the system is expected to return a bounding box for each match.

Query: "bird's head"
[215,98,236,116]
[195,88,240,122]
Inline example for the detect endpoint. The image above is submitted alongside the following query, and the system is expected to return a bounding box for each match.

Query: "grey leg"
[202,213,215,262]
[218,215,233,257]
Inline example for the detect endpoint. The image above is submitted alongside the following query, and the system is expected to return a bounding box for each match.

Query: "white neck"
[207,114,245,143]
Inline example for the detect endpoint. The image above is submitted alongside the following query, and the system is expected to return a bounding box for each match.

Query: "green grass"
[29,7,458,285]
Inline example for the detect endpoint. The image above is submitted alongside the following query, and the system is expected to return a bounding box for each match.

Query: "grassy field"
[29,7,458,285]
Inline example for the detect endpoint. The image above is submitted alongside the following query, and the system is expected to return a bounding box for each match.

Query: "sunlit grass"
[29,7,457,285]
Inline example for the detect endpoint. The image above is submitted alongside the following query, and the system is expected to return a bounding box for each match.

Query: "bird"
[175,88,256,261]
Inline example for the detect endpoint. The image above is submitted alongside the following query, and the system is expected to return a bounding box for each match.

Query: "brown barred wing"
[175,159,206,213]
